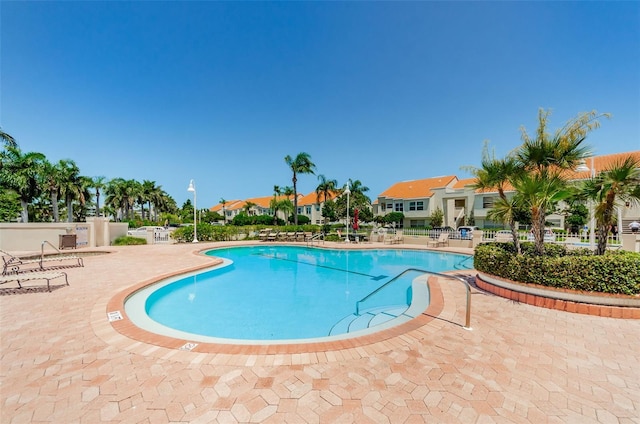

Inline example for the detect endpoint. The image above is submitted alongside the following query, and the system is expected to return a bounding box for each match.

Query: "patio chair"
[0,270,69,292]
[1,248,83,275]
[428,233,449,248]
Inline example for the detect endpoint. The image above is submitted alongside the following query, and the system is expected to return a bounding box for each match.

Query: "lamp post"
[344,185,351,243]
[576,157,595,250]
[187,179,198,243]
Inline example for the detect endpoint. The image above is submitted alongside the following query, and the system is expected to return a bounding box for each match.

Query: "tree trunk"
[51,192,59,222]
[67,197,74,222]
[292,174,298,225]
[20,199,29,223]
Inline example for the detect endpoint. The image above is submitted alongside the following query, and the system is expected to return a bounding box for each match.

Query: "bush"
[474,243,640,295]
[113,236,147,246]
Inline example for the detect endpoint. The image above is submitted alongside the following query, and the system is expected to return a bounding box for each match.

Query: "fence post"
[472,230,484,248]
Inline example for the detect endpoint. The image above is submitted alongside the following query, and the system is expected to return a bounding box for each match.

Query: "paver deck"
[1,241,639,423]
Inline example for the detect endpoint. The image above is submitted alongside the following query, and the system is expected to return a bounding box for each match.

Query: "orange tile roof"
[566,151,640,180]
[298,190,340,206]
[452,178,476,189]
[473,151,640,194]
[209,200,242,212]
[379,176,457,199]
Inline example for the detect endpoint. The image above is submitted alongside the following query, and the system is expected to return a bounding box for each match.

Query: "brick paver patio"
[1,242,638,423]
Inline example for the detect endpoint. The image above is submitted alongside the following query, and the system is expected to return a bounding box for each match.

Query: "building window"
[387,203,393,210]
[306,206,311,214]
[455,199,465,208]
[483,197,494,208]
[410,220,425,227]
[381,203,386,211]
[315,204,320,211]
[395,202,403,212]
[416,201,424,211]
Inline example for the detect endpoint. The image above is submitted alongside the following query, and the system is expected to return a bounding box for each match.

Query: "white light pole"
[576,157,595,250]
[344,185,351,243]
[187,179,198,243]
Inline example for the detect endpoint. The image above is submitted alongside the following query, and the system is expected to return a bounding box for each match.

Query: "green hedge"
[474,243,640,295]
[113,236,147,246]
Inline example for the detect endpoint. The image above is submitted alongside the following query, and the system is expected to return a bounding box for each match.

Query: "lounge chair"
[295,232,306,242]
[266,231,278,242]
[428,233,449,248]
[258,229,272,241]
[392,230,404,244]
[285,232,296,241]
[1,248,83,275]
[0,271,69,292]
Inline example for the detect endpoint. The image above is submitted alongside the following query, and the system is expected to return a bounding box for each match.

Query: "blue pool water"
[131,246,472,342]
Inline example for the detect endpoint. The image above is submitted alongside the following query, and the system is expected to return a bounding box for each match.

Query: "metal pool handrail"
[355,267,472,330]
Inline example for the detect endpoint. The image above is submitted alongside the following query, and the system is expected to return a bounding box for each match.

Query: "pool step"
[329,305,408,336]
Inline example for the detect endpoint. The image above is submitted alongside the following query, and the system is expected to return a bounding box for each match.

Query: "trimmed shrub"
[113,236,146,246]
[474,243,640,295]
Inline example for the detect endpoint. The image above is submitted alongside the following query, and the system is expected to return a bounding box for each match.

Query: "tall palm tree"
[91,176,107,218]
[581,156,640,255]
[316,175,337,224]
[105,178,134,221]
[0,146,45,222]
[57,159,86,222]
[147,183,165,221]
[140,180,158,221]
[284,152,316,225]
[347,179,370,196]
[220,198,227,224]
[515,108,607,255]
[315,175,337,203]
[271,186,281,224]
[40,159,65,222]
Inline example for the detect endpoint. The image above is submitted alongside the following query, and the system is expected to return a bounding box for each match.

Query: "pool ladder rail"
[329,268,471,335]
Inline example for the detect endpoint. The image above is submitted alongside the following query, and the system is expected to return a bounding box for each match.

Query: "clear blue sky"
[2,1,639,208]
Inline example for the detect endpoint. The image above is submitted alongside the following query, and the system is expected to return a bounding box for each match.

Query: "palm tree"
[347,179,370,197]
[139,180,159,221]
[512,172,572,255]
[284,152,316,225]
[315,175,337,224]
[515,108,607,255]
[271,186,281,225]
[40,159,65,222]
[243,201,257,215]
[147,182,165,221]
[220,198,227,224]
[57,160,86,222]
[282,186,294,198]
[471,153,522,252]
[581,156,640,255]
[105,178,136,221]
[0,146,45,222]
[0,128,17,149]
[91,176,107,217]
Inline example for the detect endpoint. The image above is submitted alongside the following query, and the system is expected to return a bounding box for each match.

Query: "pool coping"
[96,245,463,359]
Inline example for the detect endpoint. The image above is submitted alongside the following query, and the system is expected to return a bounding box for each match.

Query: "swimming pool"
[125,246,472,343]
